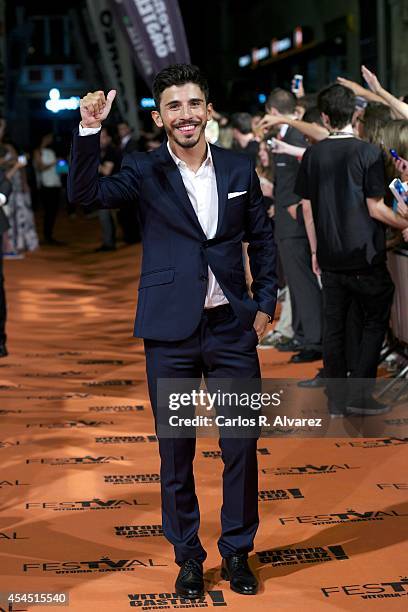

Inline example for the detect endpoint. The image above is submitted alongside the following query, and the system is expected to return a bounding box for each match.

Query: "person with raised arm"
[68,64,278,600]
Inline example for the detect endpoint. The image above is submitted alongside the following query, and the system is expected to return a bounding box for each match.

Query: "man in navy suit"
[68,64,277,598]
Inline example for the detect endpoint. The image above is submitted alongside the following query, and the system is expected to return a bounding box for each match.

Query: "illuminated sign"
[45,88,80,113]
[271,36,292,56]
[140,97,156,109]
[294,26,303,48]
[252,46,270,64]
[239,54,251,68]
[239,26,313,67]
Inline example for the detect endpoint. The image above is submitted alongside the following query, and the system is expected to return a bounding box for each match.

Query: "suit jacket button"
[200,275,208,281]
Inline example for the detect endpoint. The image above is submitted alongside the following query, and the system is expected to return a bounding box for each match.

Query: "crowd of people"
[222,65,408,413]
[1,64,408,412]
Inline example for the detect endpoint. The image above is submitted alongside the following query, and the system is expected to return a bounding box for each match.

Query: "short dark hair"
[303,106,324,126]
[231,112,253,135]
[152,64,209,109]
[266,88,297,114]
[317,84,355,129]
[295,93,317,111]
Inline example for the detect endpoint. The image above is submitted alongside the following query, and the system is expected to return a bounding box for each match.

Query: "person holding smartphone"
[295,84,408,416]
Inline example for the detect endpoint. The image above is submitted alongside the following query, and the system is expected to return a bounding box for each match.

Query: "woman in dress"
[0,125,39,257]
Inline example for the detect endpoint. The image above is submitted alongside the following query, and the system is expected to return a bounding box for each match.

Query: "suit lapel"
[154,142,206,238]
[210,144,229,236]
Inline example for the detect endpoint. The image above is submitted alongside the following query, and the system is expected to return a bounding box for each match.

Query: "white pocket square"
[228,191,247,199]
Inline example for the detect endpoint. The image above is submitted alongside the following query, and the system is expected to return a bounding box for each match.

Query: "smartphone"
[389,149,401,161]
[292,74,303,94]
[389,177,408,212]
[17,154,27,165]
[266,138,278,151]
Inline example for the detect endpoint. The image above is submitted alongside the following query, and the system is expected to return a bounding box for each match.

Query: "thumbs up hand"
[80,89,117,128]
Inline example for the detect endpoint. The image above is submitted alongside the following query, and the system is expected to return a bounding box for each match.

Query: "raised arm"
[258,114,328,142]
[361,65,408,119]
[67,89,141,208]
[336,76,384,104]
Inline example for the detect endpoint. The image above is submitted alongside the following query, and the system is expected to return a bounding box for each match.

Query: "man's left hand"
[253,311,270,341]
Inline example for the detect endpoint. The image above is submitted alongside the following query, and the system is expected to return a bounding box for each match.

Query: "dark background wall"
[2,0,407,150]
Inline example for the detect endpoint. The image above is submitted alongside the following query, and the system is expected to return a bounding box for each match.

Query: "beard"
[167,122,206,148]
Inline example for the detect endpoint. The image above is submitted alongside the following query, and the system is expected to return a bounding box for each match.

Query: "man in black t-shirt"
[295,84,408,416]
[266,89,322,363]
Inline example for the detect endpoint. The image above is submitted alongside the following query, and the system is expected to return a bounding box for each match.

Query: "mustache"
[174,121,201,128]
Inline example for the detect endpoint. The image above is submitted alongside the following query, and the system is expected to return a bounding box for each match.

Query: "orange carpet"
[1,213,407,611]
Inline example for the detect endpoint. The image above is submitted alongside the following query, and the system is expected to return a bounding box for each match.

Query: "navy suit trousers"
[144,304,260,565]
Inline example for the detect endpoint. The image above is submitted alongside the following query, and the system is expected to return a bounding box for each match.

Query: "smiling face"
[151,83,212,150]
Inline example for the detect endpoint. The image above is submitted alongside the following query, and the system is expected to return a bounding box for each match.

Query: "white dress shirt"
[78,124,228,309]
[79,124,101,136]
[167,142,228,309]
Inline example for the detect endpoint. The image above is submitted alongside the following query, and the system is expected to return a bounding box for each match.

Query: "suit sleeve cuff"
[259,310,273,323]
[256,301,277,319]
[79,123,102,136]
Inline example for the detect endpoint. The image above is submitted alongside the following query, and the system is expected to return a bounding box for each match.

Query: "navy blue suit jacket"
[68,133,278,341]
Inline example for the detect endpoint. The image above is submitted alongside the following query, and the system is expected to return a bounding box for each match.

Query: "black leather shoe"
[0,343,8,358]
[175,559,204,599]
[221,554,258,595]
[297,369,325,388]
[276,339,301,352]
[290,349,322,363]
[346,397,391,416]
